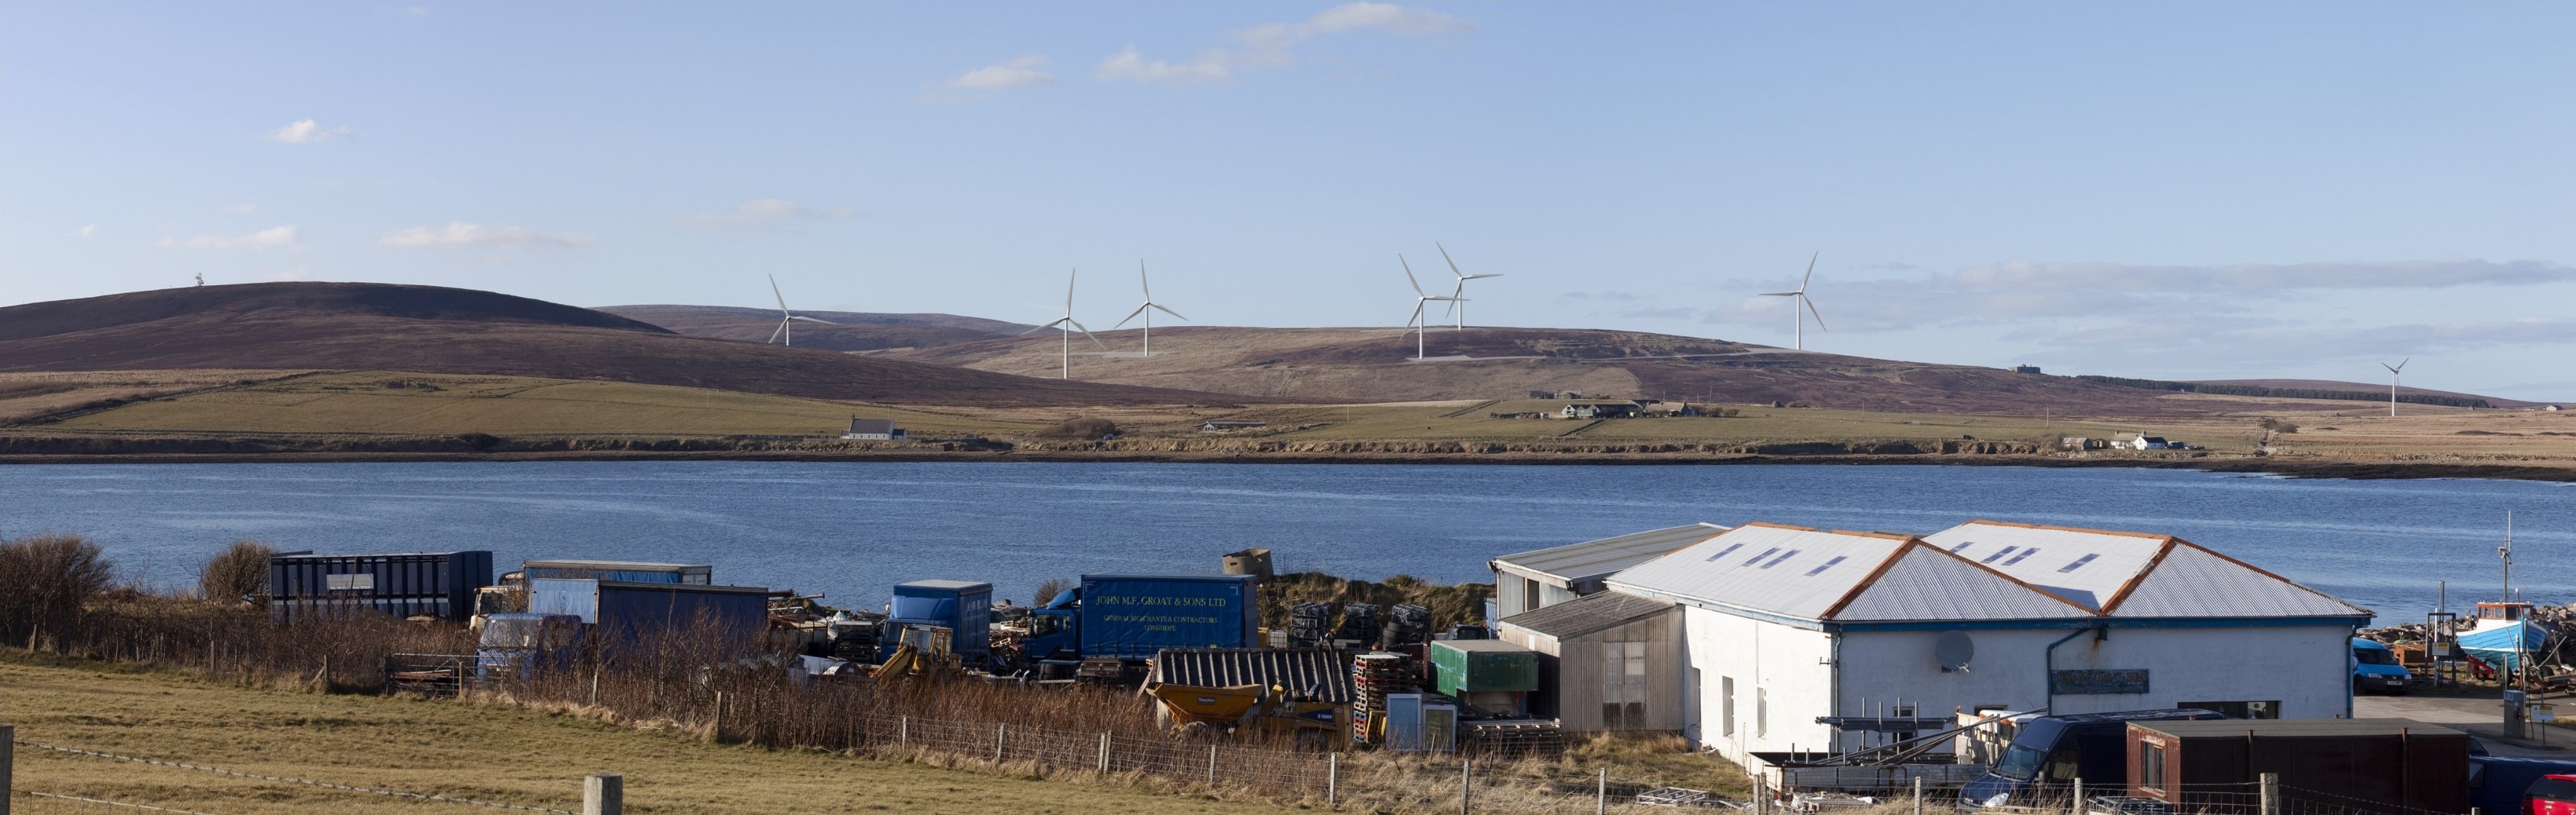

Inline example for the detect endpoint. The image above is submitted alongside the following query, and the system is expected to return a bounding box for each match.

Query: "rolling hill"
[594,305,1032,352]
[0,283,1237,406]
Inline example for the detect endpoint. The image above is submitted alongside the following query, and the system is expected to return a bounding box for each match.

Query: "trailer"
[521,560,711,584]
[883,580,993,663]
[2124,718,2470,814]
[527,578,771,657]
[1023,574,1259,662]
[269,551,493,622]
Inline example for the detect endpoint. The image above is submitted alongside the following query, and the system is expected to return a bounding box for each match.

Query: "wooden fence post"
[1460,755,1472,814]
[994,724,1006,764]
[899,715,908,750]
[2072,777,2082,815]
[583,773,622,815]
[708,691,724,743]
[1596,767,1607,815]
[1207,744,1218,785]
[1098,732,1110,774]
[1327,752,1338,808]
[2260,772,2280,815]
[3,723,16,815]
[1912,776,1923,815]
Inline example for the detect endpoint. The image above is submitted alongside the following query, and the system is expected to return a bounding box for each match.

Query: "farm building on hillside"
[1489,523,1728,618]
[1589,520,2368,763]
[1558,400,1641,419]
[842,418,906,440]
[1494,590,1684,732]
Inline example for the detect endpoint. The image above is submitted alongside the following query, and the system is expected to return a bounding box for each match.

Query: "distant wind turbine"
[1399,255,1463,361]
[1759,252,1826,350]
[1437,243,1501,331]
[2382,358,2410,417]
[766,274,836,346]
[1018,269,1105,379]
[1112,261,1186,357]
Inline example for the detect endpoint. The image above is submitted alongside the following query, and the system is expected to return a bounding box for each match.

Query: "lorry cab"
[1022,587,1081,662]
[475,613,584,679]
[2352,637,2412,695]
[1960,708,2226,809]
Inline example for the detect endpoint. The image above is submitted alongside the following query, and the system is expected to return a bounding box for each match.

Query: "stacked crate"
[1380,603,1432,648]
[1338,603,1380,647]
[1289,602,1334,647]
[1349,652,1416,745]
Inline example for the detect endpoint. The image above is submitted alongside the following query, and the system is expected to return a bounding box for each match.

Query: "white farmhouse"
[1599,520,2369,765]
[841,418,905,440]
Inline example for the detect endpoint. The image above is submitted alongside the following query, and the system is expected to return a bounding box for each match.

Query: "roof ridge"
[2097,537,2179,613]
[1958,519,2172,540]
[1739,520,1819,532]
[1899,539,2106,616]
[1815,537,1925,619]
[2113,537,2371,616]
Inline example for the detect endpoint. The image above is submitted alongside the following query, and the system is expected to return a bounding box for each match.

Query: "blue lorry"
[880,580,994,664]
[2352,636,2413,694]
[1022,574,1259,662]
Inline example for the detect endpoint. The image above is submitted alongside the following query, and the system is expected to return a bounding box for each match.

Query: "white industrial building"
[1587,520,2370,765]
[1489,524,1729,619]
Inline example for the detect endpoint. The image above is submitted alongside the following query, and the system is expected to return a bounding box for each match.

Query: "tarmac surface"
[2357,691,2575,758]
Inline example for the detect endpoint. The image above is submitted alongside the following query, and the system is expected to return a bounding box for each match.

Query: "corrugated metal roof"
[1491,523,1731,587]
[1150,647,1353,703]
[1606,524,1915,620]
[524,560,711,570]
[1828,544,2097,622]
[1921,520,2368,618]
[1496,590,1676,639]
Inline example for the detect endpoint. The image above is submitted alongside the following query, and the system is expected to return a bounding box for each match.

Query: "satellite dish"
[1936,630,1975,672]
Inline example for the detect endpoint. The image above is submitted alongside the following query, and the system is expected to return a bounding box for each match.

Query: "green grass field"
[1245,401,2172,447]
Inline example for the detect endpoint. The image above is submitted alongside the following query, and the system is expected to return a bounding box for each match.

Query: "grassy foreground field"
[1,655,1295,815]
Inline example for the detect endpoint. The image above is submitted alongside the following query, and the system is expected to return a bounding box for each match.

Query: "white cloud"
[948,56,1056,90]
[376,222,586,250]
[269,119,356,144]
[69,224,95,238]
[157,225,298,250]
[669,198,854,230]
[1095,2,1470,85]
[223,202,257,215]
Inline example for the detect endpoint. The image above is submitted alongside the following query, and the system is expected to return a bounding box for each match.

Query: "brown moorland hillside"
[881,324,2461,417]
[0,283,1244,406]
[597,304,1032,351]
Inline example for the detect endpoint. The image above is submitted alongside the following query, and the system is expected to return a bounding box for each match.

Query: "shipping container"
[1076,574,1259,660]
[883,580,993,662]
[1431,640,1540,717]
[527,578,771,655]
[522,560,711,584]
[2126,718,2470,814]
[269,551,492,622]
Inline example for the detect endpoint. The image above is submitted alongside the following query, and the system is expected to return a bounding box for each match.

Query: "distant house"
[1199,421,1267,432]
[842,418,905,440]
[1638,401,1699,416]
[1559,400,1641,419]
[2011,364,2043,374]
[2121,434,2169,450]
[2059,436,2106,450]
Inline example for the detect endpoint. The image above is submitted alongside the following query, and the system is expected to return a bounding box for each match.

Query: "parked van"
[1959,708,2226,809]
[2352,636,2412,694]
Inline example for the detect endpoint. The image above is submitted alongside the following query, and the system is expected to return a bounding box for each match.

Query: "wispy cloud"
[1095,1,1470,85]
[948,56,1056,90]
[223,202,258,215]
[376,222,585,250]
[268,119,355,144]
[669,198,854,230]
[157,225,298,250]
[69,224,95,238]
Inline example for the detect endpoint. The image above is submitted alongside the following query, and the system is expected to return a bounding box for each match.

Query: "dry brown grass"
[0,369,306,425]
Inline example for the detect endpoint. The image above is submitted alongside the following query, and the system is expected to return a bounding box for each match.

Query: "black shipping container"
[269,551,494,622]
[2126,718,2470,814]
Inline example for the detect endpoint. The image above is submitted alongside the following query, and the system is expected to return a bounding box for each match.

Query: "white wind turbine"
[1399,255,1464,361]
[1018,269,1105,379]
[766,274,836,346]
[2382,358,2410,417]
[1112,261,1186,357]
[1759,252,1826,351]
[1437,243,1501,331]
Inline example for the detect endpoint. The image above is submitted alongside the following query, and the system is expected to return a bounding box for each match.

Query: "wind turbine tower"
[1018,269,1105,379]
[1437,243,1501,331]
[1399,255,1462,361]
[766,274,836,346]
[1113,261,1186,357]
[1759,252,1827,351]
[2381,358,2409,417]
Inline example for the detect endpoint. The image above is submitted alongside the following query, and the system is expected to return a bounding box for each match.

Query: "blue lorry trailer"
[269,551,494,622]
[882,580,994,662]
[1023,574,1259,662]
[526,578,771,657]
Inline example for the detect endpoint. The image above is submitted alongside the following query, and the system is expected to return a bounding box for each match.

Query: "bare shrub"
[1035,418,1118,439]
[0,532,115,648]
[1033,577,1073,607]
[199,539,274,602]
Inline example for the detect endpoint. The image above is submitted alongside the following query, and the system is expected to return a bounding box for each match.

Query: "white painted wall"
[1677,605,1838,765]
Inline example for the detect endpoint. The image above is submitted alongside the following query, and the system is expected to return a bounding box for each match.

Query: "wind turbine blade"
[1068,320,1106,348]
[1114,303,1150,329]
[1400,255,1425,296]
[1066,269,1077,310]
[1018,317,1070,336]
[1462,273,1503,280]
[1804,295,1827,332]
[790,315,834,324]
[1800,251,1819,291]
[1151,303,1186,320]
[1139,261,1150,300]
[768,320,788,344]
[1438,243,1465,279]
[2397,358,2410,372]
[1760,291,1800,297]
[770,274,789,315]
[1407,302,1425,328]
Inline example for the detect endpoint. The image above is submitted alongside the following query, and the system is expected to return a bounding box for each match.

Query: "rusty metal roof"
[1497,590,1676,640]
[1150,647,1353,703]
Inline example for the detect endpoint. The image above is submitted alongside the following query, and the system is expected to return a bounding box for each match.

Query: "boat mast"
[2498,510,2513,604]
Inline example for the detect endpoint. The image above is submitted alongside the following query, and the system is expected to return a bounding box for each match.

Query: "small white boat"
[2455,602,2546,672]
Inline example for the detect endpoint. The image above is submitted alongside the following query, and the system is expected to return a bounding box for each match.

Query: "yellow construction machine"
[1148,682,1348,749]
[873,624,959,680]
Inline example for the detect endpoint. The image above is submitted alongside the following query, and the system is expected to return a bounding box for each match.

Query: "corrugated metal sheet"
[1922,520,2369,618]
[2109,542,2370,618]
[1497,591,1676,639]
[1151,647,1354,703]
[1830,544,2096,621]
[1491,523,1731,588]
[523,560,711,585]
[269,551,492,621]
[1607,524,1910,620]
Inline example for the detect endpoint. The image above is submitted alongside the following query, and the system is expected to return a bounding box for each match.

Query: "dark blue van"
[1961,709,2227,808]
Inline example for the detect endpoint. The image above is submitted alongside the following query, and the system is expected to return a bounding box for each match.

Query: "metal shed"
[1494,590,1682,733]
[2126,718,2469,814]
[1489,523,1727,618]
[269,551,492,622]
[1151,647,1355,703]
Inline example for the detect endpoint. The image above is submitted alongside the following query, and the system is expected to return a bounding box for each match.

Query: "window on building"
[1756,687,1768,737]
[1721,676,1737,736]
[1601,642,1647,729]
[2179,700,2278,720]
[1524,577,1541,613]
[2138,743,2167,791]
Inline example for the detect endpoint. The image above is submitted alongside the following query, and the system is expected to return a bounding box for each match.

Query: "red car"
[2531,773,2576,815]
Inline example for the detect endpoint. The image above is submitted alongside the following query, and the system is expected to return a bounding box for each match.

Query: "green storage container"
[1431,640,1539,695]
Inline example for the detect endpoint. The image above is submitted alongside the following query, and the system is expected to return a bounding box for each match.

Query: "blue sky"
[5,2,2572,399]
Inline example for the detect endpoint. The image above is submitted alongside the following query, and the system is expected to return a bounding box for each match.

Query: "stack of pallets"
[1350,652,1415,744]
[1289,602,1333,647]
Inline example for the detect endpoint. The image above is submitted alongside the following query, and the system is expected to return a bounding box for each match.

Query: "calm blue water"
[3,462,2568,623]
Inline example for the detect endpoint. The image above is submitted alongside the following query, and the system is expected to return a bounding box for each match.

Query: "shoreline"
[4,449,2572,481]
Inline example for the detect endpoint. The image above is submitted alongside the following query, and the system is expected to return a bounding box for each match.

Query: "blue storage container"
[269,551,493,622]
[883,580,992,662]
[527,578,770,657]
[1078,574,1258,660]
[522,560,711,584]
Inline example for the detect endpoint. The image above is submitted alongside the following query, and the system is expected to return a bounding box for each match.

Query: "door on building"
[1684,667,1703,742]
